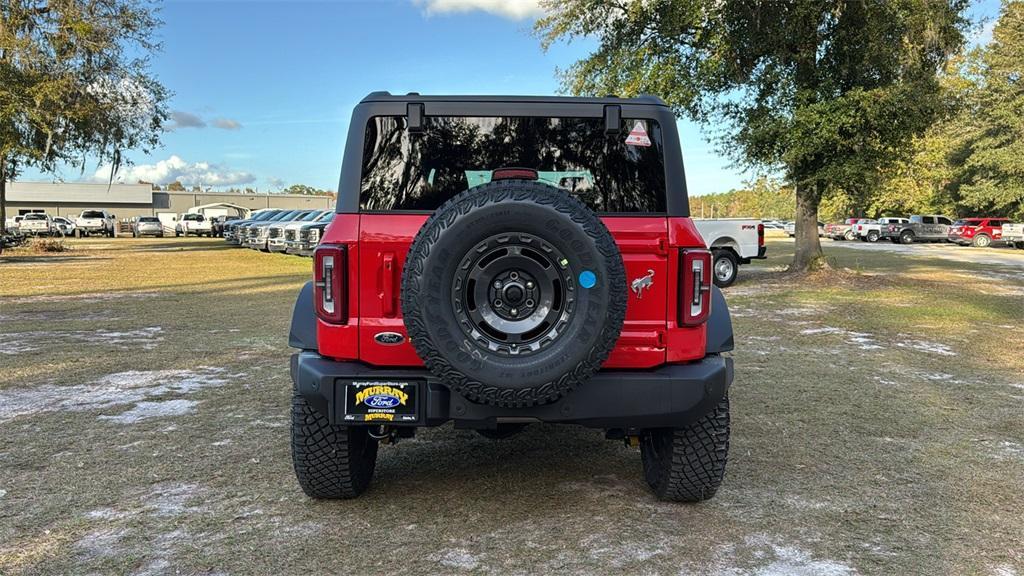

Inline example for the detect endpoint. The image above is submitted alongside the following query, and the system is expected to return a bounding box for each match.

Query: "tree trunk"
[0,156,7,237]
[791,182,826,271]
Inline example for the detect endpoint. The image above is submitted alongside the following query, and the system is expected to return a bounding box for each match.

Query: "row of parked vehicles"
[5,210,248,239]
[223,208,335,257]
[822,215,1024,248]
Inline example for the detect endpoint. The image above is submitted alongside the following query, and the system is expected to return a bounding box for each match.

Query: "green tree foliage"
[0,0,168,233]
[690,178,795,220]
[537,0,969,269]
[283,184,334,196]
[955,0,1024,219]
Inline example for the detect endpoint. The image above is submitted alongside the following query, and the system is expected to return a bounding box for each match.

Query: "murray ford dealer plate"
[343,380,420,423]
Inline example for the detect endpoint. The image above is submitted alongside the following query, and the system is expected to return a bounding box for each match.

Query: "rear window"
[24,214,46,220]
[359,115,667,213]
[81,211,104,218]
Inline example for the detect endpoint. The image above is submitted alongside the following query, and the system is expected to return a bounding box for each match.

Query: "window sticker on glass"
[625,120,652,147]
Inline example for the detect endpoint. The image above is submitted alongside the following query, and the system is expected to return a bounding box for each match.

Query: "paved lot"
[1,237,1022,575]
[816,237,1024,270]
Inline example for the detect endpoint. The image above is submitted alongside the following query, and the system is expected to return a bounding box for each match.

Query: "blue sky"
[27,0,1003,196]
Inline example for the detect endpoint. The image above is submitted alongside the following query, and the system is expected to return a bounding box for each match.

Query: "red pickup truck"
[948,217,1012,247]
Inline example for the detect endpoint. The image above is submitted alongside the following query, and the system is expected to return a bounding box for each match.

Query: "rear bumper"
[290,351,733,430]
[741,245,767,264]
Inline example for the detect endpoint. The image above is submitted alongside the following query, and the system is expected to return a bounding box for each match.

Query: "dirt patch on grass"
[0,367,230,424]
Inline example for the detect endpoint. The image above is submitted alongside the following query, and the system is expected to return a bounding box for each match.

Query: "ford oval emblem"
[374,332,405,345]
[364,394,402,408]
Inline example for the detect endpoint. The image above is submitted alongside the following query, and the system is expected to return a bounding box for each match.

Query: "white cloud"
[212,118,242,130]
[167,110,206,130]
[414,0,542,20]
[92,155,256,187]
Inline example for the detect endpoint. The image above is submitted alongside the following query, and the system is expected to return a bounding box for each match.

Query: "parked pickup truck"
[18,213,55,236]
[784,220,825,237]
[825,218,864,241]
[881,215,954,244]
[1002,223,1024,249]
[948,217,1012,247]
[854,217,909,242]
[693,219,767,287]
[285,212,335,256]
[175,213,213,237]
[74,209,117,237]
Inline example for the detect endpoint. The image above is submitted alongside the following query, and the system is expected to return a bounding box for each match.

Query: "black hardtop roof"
[360,91,668,107]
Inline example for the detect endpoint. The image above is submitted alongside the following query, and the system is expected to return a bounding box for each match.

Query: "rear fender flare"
[288,281,318,350]
[706,285,734,354]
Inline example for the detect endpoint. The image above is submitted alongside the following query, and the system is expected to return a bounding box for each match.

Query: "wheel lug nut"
[526,281,534,289]
[511,308,518,316]
[494,280,502,288]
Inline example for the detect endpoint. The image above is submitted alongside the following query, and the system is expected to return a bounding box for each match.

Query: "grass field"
[1,236,1022,575]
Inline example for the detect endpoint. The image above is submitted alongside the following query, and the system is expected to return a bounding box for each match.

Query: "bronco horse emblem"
[630,269,655,299]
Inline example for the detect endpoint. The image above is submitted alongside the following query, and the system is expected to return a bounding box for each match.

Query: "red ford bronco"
[289,93,735,502]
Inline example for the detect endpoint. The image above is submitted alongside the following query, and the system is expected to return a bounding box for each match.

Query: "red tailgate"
[333,215,672,368]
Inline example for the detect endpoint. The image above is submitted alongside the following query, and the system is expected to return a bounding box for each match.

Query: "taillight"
[492,167,538,181]
[757,223,765,247]
[679,249,712,326]
[314,244,348,324]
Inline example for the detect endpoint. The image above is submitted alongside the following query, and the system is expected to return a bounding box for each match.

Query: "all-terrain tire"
[641,395,730,502]
[402,179,626,408]
[900,230,915,244]
[867,231,880,242]
[291,391,378,499]
[972,234,991,248]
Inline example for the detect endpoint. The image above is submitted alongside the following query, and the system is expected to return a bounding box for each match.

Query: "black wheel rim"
[452,232,576,356]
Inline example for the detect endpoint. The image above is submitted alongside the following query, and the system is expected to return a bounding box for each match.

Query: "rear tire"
[711,249,738,288]
[972,234,991,248]
[867,231,880,242]
[641,395,730,502]
[900,231,915,244]
[844,230,856,241]
[291,391,378,499]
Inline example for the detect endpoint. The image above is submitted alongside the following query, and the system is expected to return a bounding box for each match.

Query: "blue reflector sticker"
[579,270,597,289]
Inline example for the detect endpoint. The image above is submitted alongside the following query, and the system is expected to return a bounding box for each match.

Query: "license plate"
[343,380,420,423]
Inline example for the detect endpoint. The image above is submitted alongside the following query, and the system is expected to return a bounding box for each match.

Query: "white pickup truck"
[75,209,117,237]
[693,219,767,287]
[18,213,55,236]
[1002,223,1024,249]
[175,213,213,237]
[853,217,910,242]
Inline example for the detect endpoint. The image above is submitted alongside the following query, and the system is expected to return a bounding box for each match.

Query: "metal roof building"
[5,182,333,220]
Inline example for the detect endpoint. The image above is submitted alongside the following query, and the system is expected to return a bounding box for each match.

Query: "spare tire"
[401,179,626,408]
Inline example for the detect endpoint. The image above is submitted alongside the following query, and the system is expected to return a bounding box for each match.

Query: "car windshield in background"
[82,211,104,218]
[299,211,322,222]
[359,115,667,213]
